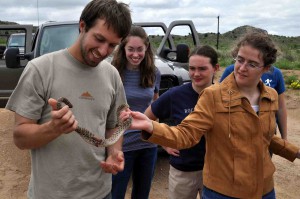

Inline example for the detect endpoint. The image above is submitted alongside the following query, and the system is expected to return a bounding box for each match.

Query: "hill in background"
[0,20,19,25]
[184,25,299,69]
[200,25,300,53]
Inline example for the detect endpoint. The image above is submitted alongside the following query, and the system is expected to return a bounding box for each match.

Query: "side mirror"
[158,47,172,60]
[5,48,21,68]
[176,44,189,63]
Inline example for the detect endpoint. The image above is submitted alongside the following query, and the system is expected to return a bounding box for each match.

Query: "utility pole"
[216,15,220,50]
[37,0,40,26]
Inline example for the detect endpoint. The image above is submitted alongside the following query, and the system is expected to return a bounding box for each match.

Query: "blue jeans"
[112,147,157,199]
[202,186,276,199]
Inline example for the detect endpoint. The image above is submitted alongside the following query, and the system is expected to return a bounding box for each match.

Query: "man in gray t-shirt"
[5,0,132,198]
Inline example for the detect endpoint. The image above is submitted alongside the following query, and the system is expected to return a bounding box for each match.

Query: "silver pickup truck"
[0,20,200,108]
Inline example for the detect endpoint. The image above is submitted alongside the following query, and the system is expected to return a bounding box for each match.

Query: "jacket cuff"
[270,136,299,161]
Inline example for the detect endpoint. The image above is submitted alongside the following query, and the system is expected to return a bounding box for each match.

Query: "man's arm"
[277,93,287,139]
[13,98,77,149]
[106,128,123,155]
[100,128,124,174]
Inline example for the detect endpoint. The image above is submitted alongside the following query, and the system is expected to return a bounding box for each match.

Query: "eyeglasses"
[125,47,146,53]
[233,57,263,69]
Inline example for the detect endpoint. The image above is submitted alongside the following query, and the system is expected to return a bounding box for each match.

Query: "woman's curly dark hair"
[231,32,278,67]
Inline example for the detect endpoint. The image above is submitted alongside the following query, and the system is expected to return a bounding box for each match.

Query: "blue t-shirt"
[151,82,205,171]
[122,68,161,152]
[219,64,286,94]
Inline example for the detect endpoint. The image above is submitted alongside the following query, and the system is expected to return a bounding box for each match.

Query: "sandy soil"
[0,69,299,199]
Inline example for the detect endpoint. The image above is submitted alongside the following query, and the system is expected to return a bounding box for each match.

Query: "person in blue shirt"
[220,64,287,139]
[144,45,219,199]
[111,25,161,199]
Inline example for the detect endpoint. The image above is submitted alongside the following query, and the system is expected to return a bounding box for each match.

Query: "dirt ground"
[0,69,299,199]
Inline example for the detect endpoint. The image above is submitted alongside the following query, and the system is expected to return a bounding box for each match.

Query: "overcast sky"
[0,0,299,37]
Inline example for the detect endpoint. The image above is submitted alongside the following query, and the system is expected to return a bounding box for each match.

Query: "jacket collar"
[220,73,276,108]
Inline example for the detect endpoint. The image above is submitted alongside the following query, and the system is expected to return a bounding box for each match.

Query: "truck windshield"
[38,24,79,56]
[8,34,25,47]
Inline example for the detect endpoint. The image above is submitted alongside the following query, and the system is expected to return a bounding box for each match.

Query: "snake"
[56,97,132,147]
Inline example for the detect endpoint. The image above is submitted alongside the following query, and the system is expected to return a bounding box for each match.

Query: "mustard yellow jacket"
[142,73,299,199]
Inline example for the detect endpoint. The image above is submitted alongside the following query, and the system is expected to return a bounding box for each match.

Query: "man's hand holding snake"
[48,98,78,135]
[53,97,131,147]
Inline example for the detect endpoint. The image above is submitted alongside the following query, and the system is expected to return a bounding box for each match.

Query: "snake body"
[56,97,131,147]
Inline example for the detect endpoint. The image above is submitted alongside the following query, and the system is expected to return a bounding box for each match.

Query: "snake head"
[57,97,73,109]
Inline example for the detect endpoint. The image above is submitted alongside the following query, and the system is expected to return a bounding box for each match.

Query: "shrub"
[285,75,298,85]
[289,80,300,89]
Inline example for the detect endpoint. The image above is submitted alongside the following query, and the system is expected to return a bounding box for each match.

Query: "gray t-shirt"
[6,49,126,199]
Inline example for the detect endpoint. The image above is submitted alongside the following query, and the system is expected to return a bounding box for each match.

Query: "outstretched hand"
[100,150,124,175]
[119,109,153,133]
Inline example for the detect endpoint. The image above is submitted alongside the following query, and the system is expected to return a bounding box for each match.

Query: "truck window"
[8,34,25,47]
[38,24,79,56]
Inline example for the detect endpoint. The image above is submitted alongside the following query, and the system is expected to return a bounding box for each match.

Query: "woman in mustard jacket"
[120,32,300,199]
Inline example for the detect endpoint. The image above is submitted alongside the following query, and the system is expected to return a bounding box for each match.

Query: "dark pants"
[112,147,157,199]
[202,186,276,199]
[103,192,111,199]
